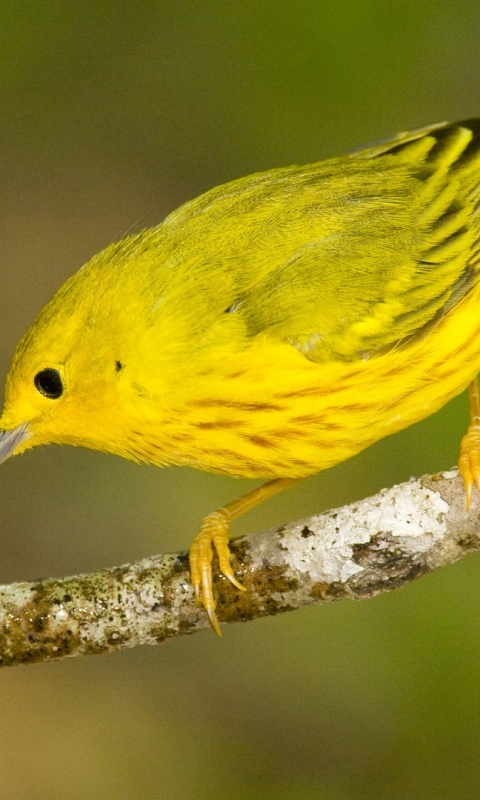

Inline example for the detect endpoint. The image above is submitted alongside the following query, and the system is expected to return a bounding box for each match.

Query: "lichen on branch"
[0,469,478,667]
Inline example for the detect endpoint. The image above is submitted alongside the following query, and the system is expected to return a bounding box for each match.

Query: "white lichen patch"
[440,468,459,481]
[370,483,448,538]
[263,479,449,585]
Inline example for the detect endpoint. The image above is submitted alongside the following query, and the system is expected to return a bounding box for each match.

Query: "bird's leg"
[189,477,301,635]
[459,377,480,508]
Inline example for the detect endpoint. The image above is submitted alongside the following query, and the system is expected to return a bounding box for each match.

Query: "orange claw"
[459,378,480,510]
[189,477,300,634]
[189,508,246,637]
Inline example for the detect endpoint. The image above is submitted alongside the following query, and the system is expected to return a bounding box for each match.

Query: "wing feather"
[229,120,480,362]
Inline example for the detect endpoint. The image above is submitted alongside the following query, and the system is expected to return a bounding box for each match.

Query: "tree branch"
[0,468,478,667]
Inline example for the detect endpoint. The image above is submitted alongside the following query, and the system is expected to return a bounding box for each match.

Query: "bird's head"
[0,244,156,465]
[0,303,131,465]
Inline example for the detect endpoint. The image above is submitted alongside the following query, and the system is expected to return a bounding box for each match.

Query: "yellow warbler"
[2,119,480,634]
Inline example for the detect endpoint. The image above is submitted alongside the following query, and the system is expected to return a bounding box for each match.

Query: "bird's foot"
[189,509,245,636]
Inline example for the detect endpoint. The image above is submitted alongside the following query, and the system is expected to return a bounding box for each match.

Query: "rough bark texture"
[0,468,478,667]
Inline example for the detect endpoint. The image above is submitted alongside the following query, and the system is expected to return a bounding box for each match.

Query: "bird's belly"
[131,285,480,478]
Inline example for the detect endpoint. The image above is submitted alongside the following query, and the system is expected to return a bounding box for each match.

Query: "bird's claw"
[189,509,245,635]
[459,423,480,509]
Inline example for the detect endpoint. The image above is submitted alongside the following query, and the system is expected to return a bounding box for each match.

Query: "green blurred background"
[0,3,479,798]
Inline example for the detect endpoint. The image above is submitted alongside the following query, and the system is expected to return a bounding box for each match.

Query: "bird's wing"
[229,120,480,363]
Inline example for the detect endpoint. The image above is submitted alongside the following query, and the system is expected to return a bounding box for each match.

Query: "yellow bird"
[2,119,480,634]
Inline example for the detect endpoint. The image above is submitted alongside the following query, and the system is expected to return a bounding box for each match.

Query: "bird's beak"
[0,422,31,465]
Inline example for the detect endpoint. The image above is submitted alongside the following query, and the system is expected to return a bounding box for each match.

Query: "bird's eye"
[34,369,64,399]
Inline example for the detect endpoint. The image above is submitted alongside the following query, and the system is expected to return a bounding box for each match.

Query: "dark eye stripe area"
[34,368,64,399]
